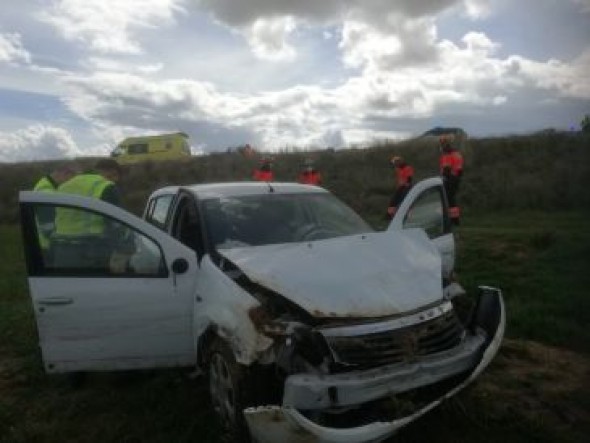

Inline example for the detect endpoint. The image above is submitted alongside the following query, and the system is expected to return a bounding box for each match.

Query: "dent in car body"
[219,229,443,319]
[244,288,506,443]
[194,256,273,365]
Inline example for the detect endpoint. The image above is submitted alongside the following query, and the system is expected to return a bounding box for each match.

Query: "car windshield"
[202,193,373,249]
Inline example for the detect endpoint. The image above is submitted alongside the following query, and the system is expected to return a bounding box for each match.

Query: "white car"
[19,178,505,443]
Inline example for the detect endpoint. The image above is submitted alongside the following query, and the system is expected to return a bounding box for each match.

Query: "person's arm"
[100,184,121,207]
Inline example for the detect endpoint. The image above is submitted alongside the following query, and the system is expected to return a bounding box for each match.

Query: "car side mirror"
[171,258,189,274]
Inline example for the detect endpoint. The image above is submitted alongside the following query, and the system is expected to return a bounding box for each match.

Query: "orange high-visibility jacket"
[298,170,322,185]
[253,169,274,182]
[396,164,414,187]
[439,151,464,176]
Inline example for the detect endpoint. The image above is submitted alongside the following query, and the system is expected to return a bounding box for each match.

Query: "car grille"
[324,311,464,369]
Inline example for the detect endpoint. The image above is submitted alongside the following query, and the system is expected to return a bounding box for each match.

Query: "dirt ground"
[394,338,590,442]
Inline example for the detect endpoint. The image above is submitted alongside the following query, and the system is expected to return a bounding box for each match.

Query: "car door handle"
[38,297,73,306]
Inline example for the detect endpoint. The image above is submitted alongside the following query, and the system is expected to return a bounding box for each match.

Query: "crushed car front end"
[245,286,505,443]
[194,183,505,442]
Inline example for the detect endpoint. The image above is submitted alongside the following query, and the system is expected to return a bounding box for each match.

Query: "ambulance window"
[128,143,148,154]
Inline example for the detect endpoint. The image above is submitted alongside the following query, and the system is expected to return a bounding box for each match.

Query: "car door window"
[25,204,166,277]
[147,195,173,229]
[402,187,449,239]
[172,198,204,255]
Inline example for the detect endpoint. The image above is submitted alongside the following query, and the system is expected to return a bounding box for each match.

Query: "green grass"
[455,212,590,353]
[1,212,589,443]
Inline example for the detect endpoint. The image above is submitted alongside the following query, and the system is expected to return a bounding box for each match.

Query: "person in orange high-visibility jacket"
[439,136,464,225]
[387,156,414,218]
[253,157,274,181]
[297,160,322,186]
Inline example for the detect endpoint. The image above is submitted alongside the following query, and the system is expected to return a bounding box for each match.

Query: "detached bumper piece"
[245,287,506,443]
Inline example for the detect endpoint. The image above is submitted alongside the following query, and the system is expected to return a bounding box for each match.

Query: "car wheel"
[207,339,250,442]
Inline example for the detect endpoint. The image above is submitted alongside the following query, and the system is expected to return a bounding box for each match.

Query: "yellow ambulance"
[111,132,191,164]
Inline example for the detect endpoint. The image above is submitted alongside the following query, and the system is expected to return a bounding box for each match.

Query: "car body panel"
[192,256,273,364]
[245,288,505,443]
[218,229,443,318]
[389,177,455,277]
[19,191,199,372]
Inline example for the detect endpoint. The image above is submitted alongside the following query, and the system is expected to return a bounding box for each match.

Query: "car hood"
[218,229,443,319]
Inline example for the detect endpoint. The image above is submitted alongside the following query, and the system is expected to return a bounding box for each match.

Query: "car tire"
[207,338,251,443]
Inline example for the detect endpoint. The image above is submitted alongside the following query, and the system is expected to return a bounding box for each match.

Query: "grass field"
[1,211,589,443]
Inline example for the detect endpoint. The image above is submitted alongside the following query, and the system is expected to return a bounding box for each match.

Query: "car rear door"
[19,191,199,373]
[388,177,455,277]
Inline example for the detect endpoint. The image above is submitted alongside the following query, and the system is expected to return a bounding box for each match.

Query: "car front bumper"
[245,287,506,443]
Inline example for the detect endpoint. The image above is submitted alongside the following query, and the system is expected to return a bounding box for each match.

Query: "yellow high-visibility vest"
[33,176,57,192]
[33,176,57,249]
[55,174,113,237]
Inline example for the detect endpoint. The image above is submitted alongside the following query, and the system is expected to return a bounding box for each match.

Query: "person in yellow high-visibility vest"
[53,159,129,270]
[33,163,79,257]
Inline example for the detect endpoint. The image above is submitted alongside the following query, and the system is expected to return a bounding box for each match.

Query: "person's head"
[51,162,79,185]
[303,158,315,172]
[390,156,404,168]
[259,157,272,172]
[95,158,123,183]
[439,136,453,153]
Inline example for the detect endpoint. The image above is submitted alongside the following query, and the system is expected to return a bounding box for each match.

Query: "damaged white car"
[19,177,504,443]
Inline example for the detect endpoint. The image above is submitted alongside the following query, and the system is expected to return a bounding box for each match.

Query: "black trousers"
[390,185,411,208]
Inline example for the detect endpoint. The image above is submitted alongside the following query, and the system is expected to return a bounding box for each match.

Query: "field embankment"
[1,132,589,224]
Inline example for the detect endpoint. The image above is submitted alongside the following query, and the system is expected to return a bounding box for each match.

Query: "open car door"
[388,177,455,278]
[19,191,198,373]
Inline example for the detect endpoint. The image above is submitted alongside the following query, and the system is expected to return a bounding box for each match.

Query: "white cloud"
[196,0,461,27]
[85,57,164,74]
[514,49,590,98]
[0,33,31,64]
[461,32,499,54]
[245,16,297,61]
[0,125,82,162]
[38,0,185,54]
[195,0,470,60]
[55,27,588,152]
[462,0,491,19]
[340,18,438,70]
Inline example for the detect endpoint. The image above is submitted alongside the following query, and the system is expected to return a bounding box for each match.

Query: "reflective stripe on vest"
[55,174,113,237]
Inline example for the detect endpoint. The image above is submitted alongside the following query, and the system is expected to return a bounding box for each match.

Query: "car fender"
[193,255,273,365]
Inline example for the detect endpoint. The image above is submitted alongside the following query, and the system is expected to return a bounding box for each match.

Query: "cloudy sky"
[0,0,589,161]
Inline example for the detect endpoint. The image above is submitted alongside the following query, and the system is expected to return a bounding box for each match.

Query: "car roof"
[148,182,328,200]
